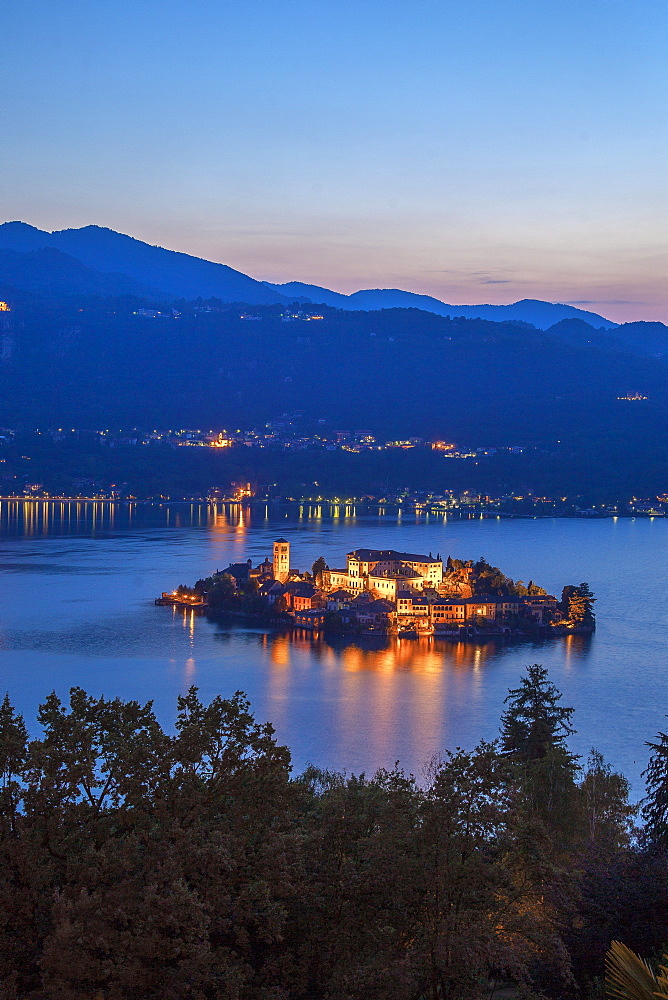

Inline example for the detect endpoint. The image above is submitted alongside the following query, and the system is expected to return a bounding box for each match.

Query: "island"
[158,539,596,637]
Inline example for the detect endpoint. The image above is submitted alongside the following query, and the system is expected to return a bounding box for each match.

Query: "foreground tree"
[579,748,636,848]
[501,664,575,763]
[0,680,657,998]
[641,722,668,850]
[501,665,580,847]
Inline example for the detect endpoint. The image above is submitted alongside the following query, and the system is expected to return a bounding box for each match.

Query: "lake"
[0,500,666,794]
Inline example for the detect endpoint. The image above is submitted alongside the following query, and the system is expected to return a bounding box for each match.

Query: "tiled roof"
[348,548,441,563]
[285,582,317,597]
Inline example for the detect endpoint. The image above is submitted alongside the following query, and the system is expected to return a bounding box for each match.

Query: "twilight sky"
[2,0,666,322]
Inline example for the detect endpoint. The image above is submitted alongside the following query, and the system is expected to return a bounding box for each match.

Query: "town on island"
[157,539,596,637]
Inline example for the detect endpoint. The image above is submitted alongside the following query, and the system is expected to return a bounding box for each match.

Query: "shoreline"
[192,607,594,641]
[0,496,664,519]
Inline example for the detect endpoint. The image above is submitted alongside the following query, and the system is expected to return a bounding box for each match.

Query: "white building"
[327,548,443,599]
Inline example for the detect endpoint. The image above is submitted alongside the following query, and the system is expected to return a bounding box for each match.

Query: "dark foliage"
[641,726,668,850]
[0,669,660,999]
[501,663,576,763]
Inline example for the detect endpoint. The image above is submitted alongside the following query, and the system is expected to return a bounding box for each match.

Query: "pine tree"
[501,666,580,844]
[501,664,576,763]
[0,694,28,835]
[567,582,596,627]
[641,725,668,849]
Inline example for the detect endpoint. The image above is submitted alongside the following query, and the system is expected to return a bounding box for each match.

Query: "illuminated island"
[160,539,596,637]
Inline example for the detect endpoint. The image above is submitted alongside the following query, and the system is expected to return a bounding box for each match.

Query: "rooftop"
[348,548,441,563]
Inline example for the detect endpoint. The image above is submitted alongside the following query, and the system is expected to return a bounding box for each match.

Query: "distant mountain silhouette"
[265,281,619,330]
[0,248,160,298]
[0,222,288,304]
[0,222,650,331]
[606,321,668,357]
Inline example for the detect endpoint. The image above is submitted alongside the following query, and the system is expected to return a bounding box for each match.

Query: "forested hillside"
[1,293,666,497]
[1,295,666,439]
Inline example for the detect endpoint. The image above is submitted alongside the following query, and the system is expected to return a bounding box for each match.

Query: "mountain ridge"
[0,220,644,330]
[264,282,619,329]
[0,222,289,305]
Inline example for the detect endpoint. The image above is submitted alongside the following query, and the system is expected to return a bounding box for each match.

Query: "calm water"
[0,500,666,794]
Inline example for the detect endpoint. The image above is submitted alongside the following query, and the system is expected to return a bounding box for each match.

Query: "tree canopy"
[500,663,576,763]
[0,672,658,999]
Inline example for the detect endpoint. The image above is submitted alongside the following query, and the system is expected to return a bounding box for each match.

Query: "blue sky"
[2,0,666,321]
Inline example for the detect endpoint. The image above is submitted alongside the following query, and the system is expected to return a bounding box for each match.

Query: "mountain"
[545,318,668,358]
[265,281,619,330]
[0,222,629,328]
[607,321,668,357]
[0,247,160,299]
[0,222,287,305]
[261,281,352,308]
[0,294,664,436]
[1,293,666,497]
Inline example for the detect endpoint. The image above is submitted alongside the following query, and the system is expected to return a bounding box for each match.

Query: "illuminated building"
[273,538,290,583]
[327,548,443,598]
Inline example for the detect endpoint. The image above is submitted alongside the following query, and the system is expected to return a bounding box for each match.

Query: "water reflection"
[227,627,594,777]
[0,499,657,790]
[212,622,593,674]
[0,498,449,539]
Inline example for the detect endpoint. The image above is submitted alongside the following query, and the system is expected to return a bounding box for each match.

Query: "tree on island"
[198,572,236,607]
[472,556,514,595]
[311,556,328,586]
[562,582,596,627]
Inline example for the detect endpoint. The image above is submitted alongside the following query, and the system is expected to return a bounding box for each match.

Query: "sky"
[1,0,666,322]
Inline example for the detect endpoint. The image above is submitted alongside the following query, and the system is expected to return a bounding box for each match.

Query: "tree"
[501,665,580,845]
[312,555,328,585]
[563,582,596,627]
[412,743,570,999]
[501,664,576,763]
[579,749,636,848]
[0,695,28,837]
[641,724,668,849]
[205,572,237,607]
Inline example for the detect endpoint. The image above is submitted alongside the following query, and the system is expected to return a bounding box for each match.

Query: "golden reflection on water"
[261,631,500,675]
[0,499,130,536]
[562,632,590,668]
[259,632,505,771]
[269,633,291,667]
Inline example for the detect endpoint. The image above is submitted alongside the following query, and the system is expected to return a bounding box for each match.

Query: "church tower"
[273,538,290,583]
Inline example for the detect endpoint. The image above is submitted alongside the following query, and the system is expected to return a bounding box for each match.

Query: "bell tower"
[273,538,290,583]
